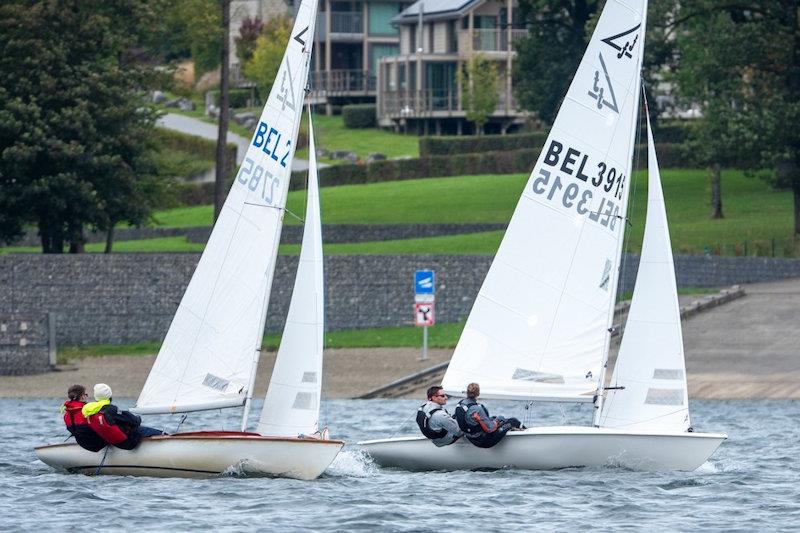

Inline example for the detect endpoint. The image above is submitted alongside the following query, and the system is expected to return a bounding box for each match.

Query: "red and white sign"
[414,303,435,327]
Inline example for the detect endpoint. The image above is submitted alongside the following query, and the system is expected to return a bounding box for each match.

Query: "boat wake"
[324,448,377,478]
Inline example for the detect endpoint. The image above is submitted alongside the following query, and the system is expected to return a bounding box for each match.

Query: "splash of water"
[324,448,377,478]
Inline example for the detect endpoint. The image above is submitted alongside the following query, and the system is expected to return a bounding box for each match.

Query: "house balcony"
[457,29,529,54]
[309,69,376,98]
[331,12,363,37]
[379,89,519,119]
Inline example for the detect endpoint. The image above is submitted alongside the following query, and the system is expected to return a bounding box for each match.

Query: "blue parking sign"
[414,270,435,295]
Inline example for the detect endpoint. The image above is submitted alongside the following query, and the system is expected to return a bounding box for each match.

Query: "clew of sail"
[599,108,690,431]
[135,1,318,415]
[442,0,647,402]
[257,114,324,437]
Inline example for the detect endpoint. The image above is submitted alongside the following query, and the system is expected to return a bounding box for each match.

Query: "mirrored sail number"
[236,157,280,205]
[531,168,620,231]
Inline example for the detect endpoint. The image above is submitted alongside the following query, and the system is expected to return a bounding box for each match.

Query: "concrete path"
[682,278,800,399]
[157,113,312,175]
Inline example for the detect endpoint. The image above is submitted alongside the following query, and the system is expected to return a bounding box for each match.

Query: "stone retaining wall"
[1,254,799,349]
[0,315,52,375]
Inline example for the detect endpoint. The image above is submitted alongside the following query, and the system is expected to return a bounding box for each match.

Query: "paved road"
[157,113,312,175]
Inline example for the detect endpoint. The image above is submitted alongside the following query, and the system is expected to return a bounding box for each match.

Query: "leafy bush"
[342,104,376,128]
[419,132,549,157]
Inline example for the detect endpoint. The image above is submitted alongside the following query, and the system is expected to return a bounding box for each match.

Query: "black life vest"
[416,404,448,439]
[455,398,481,434]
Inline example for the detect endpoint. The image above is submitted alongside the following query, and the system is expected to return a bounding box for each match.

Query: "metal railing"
[309,70,376,94]
[331,12,363,34]
[457,29,529,52]
[380,89,518,116]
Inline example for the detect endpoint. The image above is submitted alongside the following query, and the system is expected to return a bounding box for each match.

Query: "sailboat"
[36,0,344,480]
[359,0,725,471]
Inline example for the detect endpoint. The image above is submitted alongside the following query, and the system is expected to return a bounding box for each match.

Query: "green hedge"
[289,148,540,189]
[419,132,550,157]
[342,104,376,128]
[207,88,254,109]
[286,142,694,190]
[156,129,238,206]
[172,142,695,204]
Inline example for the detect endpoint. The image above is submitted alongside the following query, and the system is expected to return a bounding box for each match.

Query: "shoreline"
[1,348,798,401]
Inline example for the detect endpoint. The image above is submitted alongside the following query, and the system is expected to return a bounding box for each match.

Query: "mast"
[593,6,649,427]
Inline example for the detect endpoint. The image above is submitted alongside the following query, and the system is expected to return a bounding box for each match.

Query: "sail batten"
[442,0,646,402]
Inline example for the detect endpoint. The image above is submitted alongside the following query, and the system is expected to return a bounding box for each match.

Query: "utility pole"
[214,0,231,222]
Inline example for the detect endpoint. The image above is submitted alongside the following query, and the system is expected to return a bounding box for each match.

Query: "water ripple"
[2,399,798,530]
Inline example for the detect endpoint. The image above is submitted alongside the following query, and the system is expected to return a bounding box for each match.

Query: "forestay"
[258,115,324,437]
[442,0,647,402]
[135,0,318,415]
[599,110,691,431]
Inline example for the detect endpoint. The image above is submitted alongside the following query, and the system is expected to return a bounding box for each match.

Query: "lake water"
[2,398,798,531]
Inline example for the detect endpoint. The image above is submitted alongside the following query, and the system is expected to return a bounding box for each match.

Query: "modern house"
[376,0,528,134]
[308,1,417,113]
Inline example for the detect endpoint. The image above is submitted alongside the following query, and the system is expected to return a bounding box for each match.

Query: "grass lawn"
[5,169,797,256]
[148,169,797,255]
[159,100,419,160]
[58,322,467,363]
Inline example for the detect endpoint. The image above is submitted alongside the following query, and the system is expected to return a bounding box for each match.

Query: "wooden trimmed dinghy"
[36,0,344,479]
[36,432,343,480]
[360,0,725,471]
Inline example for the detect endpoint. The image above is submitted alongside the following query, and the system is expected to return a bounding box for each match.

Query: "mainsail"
[135,0,318,415]
[257,114,324,437]
[442,0,647,402]
[599,109,691,431]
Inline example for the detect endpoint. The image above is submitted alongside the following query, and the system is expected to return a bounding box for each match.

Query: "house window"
[369,2,401,35]
[447,20,457,53]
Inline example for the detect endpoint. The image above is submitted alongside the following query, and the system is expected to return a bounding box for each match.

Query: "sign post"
[414,270,435,360]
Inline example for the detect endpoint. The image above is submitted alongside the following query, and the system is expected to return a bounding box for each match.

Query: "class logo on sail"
[587,53,619,113]
[601,24,641,60]
[277,63,297,112]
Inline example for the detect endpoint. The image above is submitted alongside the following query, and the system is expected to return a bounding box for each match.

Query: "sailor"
[82,383,165,450]
[455,382,523,449]
[416,386,462,447]
[61,384,107,452]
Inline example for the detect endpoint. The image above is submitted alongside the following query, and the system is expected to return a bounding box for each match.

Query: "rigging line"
[95,446,110,475]
[389,409,418,439]
[242,201,305,223]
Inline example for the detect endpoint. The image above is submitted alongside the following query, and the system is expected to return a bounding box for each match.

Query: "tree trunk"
[105,226,114,253]
[794,177,800,237]
[40,222,64,253]
[214,0,231,223]
[709,163,723,219]
[68,225,85,253]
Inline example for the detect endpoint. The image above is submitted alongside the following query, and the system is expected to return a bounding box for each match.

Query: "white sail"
[599,110,690,431]
[257,114,324,437]
[135,1,318,415]
[442,0,647,402]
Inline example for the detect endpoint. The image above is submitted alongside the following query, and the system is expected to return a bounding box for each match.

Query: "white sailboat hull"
[35,432,344,480]
[359,426,726,472]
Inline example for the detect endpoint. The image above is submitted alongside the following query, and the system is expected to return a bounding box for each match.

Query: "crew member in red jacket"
[61,384,106,452]
[82,383,165,450]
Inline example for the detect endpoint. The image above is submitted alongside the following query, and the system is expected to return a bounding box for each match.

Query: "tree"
[235,17,264,67]
[242,15,293,97]
[675,2,800,233]
[457,54,499,135]
[0,0,166,252]
[513,0,676,125]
